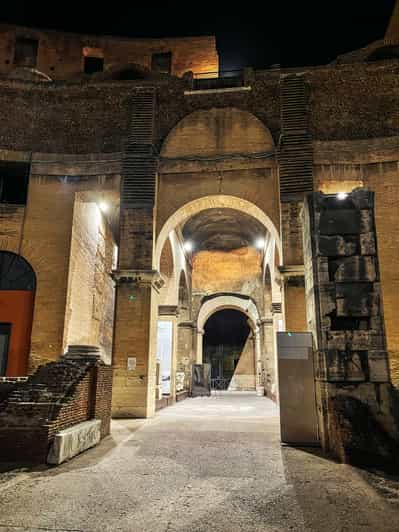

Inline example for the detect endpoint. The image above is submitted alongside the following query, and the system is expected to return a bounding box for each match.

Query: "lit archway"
[154,195,282,272]
[196,294,263,393]
[197,294,260,333]
[203,309,252,391]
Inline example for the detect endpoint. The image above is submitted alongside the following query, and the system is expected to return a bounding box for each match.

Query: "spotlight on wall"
[99,202,109,213]
[184,241,194,253]
[255,238,266,250]
[337,192,349,201]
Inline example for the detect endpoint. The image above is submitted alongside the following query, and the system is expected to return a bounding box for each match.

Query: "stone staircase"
[121,88,158,206]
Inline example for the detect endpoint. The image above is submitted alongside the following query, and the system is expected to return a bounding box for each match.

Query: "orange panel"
[0,291,34,376]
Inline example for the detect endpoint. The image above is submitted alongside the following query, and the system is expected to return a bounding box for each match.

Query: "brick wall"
[0,24,218,80]
[63,195,116,363]
[0,356,112,464]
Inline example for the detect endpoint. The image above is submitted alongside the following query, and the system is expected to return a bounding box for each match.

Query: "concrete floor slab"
[0,393,399,531]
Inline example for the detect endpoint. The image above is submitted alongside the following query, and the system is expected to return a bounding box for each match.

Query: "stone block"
[318,235,357,257]
[47,419,101,465]
[368,352,390,383]
[360,210,373,233]
[319,349,368,383]
[327,331,384,351]
[316,257,330,283]
[333,257,376,282]
[320,209,361,235]
[351,189,373,210]
[360,232,376,256]
[336,283,375,317]
[319,284,336,316]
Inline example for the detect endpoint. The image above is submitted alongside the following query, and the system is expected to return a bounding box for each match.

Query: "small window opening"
[0,162,30,205]
[151,52,172,74]
[14,38,38,68]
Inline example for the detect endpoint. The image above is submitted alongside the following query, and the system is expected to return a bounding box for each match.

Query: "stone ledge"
[47,419,101,465]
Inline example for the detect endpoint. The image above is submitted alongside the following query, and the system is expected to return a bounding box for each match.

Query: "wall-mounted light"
[255,238,266,250]
[184,241,194,253]
[99,202,109,213]
[337,192,348,201]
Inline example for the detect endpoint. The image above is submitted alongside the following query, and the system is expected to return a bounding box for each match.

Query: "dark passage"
[204,310,250,389]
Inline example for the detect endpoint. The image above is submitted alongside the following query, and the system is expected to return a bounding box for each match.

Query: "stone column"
[302,190,396,462]
[254,327,264,396]
[261,317,276,400]
[112,270,163,419]
[111,206,163,419]
[177,321,195,390]
[196,328,205,364]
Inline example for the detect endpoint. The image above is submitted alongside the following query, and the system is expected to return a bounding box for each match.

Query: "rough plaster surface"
[1,393,398,531]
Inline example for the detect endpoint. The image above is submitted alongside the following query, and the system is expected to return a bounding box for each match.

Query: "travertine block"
[47,419,101,465]
[334,256,376,282]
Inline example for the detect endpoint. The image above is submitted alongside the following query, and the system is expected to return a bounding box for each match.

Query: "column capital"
[112,270,165,292]
[178,321,196,330]
[260,317,274,326]
[278,264,305,279]
[159,305,179,317]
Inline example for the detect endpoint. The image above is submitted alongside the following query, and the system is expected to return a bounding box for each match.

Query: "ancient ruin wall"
[0,24,218,80]
[303,190,399,467]
[0,353,112,464]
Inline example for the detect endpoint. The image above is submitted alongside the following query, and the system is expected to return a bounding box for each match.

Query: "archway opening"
[0,251,36,376]
[204,309,252,391]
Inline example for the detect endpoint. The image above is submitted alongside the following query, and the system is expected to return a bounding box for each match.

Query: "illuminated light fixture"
[184,241,193,253]
[255,238,266,250]
[99,202,109,213]
[337,192,348,201]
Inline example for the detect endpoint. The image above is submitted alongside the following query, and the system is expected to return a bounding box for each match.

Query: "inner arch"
[154,195,282,271]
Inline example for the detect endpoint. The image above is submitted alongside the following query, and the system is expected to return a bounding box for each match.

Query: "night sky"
[0,2,396,70]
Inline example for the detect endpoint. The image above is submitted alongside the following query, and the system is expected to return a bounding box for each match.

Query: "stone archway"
[196,294,264,394]
[154,195,282,273]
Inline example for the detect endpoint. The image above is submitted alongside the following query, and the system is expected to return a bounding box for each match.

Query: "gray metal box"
[277,332,319,445]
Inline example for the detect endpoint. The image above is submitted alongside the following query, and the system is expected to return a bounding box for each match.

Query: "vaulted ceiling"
[182,208,266,252]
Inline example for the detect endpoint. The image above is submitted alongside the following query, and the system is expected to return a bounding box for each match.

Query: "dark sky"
[0,2,396,70]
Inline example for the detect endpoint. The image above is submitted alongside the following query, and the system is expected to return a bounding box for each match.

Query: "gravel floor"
[0,392,398,532]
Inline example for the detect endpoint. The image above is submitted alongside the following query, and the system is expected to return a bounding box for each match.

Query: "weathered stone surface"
[327,331,379,351]
[316,257,330,283]
[328,394,399,470]
[336,291,375,317]
[47,419,102,465]
[368,351,391,383]
[350,189,373,210]
[320,209,361,235]
[333,256,376,282]
[360,232,376,255]
[318,235,357,257]
[360,210,373,233]
[320,349,368,382]
[319,284,336,316]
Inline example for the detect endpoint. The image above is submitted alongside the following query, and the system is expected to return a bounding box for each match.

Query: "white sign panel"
[127,357,137,372]
[157,321,173,395]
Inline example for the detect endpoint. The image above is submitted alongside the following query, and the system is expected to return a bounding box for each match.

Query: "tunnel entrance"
[203,309,252,391]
